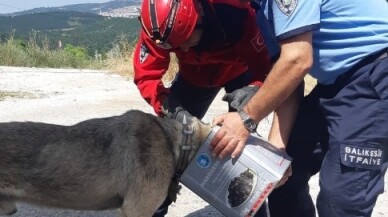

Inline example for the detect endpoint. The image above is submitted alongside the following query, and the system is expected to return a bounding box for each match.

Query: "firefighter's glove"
[161,97,173,118]
[222,85,259,110]
[161,94,182,118]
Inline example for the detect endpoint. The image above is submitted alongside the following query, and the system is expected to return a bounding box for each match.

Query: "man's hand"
[222,85,259,110]
[161,95,195,126]
[161,96,176,118]
[161,98,172,117]
[161,94,185,118]
[210,112,250,159]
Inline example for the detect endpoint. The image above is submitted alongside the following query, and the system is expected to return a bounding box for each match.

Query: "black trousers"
[269,50,388,217]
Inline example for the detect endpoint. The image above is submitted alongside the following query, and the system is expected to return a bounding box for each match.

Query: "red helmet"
[139,0,199,49]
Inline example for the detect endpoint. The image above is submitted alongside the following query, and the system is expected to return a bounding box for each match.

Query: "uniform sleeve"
[133,31,171,116]
[265,0,320,40]
[236,6,272,87]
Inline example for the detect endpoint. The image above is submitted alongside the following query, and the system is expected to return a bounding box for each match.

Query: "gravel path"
[0,66,386,217]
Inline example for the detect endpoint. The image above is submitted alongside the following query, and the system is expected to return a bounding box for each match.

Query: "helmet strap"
[150,0,180,45]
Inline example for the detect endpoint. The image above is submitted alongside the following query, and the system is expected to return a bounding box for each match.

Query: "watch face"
[238,110,257,133]
[245,119,257,132]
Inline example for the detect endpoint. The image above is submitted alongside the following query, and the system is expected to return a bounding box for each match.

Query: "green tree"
[64,44,88,59]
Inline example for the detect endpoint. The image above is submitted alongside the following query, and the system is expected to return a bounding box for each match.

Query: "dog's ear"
[185,117,212,165]
[190,117,212,145]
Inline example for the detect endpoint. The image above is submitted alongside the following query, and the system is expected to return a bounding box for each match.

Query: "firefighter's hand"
[222,85,259,110]
[161,94,182,117]
[161,96,173,117]
[161,93,195,124]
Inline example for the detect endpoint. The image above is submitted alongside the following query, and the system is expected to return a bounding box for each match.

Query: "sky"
[0,0,112,14]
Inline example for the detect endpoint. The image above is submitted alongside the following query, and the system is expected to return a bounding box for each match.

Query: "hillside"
[0,11,141,56]
[1,0,141,17]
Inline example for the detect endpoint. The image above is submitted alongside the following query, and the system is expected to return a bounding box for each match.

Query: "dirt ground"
[0,66,386,217]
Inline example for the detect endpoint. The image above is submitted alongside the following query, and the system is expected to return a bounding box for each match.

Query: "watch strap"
[238,109,257,133]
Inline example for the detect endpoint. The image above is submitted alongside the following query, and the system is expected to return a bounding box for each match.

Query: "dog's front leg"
[120,198,163,217]
[120,189,167,217]
[0,196,17,215]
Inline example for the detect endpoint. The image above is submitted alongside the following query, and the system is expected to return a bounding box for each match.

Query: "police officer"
[211,0,388,217]
[133,0,274,216]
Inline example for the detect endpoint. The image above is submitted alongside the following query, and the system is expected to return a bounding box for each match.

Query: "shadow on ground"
[185,205,223,217]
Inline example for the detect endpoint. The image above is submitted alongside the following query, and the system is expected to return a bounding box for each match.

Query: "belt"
[376,50,388,61]
[349,48,388,74]
[318,48,388,95]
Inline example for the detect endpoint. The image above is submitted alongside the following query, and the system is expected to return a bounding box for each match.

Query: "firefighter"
[133,0,275,216]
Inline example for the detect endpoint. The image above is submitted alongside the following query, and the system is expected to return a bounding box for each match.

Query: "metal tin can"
[180,126,292,217]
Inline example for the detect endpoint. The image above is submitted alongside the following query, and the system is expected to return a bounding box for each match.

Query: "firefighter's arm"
[133,31,172,116]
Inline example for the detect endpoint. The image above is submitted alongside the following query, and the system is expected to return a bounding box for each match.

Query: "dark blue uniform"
[255,0,388,216]
[268,50,388,217]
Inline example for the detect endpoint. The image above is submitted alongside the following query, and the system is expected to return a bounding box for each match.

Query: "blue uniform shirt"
[259,0,388,84]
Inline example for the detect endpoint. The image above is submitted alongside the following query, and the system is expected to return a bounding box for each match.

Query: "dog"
[0,110,211,217]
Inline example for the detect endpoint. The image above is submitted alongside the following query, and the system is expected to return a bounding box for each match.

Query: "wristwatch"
[237,109,257,133]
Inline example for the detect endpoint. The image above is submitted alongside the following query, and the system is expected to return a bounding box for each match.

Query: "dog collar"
[168,116,194,202]
[175,119,194,177]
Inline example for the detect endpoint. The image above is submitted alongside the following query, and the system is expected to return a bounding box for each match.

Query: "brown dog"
[0,110,211,217]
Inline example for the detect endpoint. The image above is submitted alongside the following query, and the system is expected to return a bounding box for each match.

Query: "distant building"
[98,5,140,18]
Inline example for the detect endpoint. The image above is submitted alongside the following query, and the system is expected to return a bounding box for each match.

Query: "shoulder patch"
[139,42,149,63]
[251,32,265,53]
[275,0,297,16]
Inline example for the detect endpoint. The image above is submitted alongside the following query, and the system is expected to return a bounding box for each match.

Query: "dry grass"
[162,54,179,85]
[0,91,37,101]
[105,57,134,78]
[107,48,317,93]
[304,74,317,95]
[107,52,179,85]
